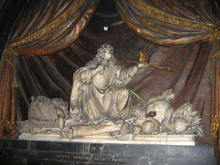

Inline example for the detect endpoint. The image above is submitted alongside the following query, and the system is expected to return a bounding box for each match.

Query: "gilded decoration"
[10,0,86,48]
[211,114,220,143]
[210,40,220,150]
[210,25,220,44]
[128,0,214,31]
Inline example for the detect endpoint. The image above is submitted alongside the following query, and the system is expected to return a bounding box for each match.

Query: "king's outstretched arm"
[120,63,148,83]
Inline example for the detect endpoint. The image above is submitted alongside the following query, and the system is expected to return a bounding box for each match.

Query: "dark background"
[0,0,28,59]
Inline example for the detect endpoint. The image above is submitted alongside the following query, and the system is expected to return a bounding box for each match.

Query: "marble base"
[0,139,216,165]
[19,133,196,146]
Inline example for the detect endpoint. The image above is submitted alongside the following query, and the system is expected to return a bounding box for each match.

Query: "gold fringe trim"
[210,25,220,44]
[10,0,87,47]
[129,0,214,31]
[211,114,220,141]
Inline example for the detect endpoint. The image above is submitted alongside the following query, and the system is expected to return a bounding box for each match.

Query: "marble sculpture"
[18,44,203,144]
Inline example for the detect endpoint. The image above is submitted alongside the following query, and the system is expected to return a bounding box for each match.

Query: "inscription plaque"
[0,139,217,165]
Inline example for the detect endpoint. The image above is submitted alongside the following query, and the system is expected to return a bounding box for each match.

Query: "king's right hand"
[96,65,105,73]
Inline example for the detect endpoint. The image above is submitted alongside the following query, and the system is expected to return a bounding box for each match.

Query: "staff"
[125,53,173,72]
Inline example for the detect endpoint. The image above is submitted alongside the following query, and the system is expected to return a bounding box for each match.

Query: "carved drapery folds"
[0,0,220,151]
[114,0,220,150]
[8,0,100,55]
[114,0,219,46]
[0,0,100,138]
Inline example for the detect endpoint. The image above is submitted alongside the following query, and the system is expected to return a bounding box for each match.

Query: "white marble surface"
[19,133,195,146]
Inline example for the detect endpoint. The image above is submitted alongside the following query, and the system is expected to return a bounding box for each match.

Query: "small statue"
[69,43,148,124]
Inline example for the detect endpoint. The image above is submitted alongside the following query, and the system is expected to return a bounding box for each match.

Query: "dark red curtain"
[0,0,100,137]
[114,0,219,46]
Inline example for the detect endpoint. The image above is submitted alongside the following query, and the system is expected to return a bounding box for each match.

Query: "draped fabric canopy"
[0,0,100,136]
[115,0,219,46]
[0,0,220,152]
[9,0,100,55]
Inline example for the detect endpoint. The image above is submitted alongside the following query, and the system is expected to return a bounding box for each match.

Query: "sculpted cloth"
[70,60,137,124]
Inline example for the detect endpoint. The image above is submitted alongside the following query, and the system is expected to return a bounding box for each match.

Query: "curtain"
[0,0,220,150]
[115,0,220,149]
[0,0,100,137]
[114,0,219,46]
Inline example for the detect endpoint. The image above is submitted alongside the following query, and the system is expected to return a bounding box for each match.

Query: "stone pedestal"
[19,133,196,146]
[0,139,216,165]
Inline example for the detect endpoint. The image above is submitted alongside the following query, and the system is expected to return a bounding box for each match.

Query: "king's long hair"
[86,44,118,67]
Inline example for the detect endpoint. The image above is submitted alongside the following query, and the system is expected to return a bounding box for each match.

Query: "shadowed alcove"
[0,0,220,162]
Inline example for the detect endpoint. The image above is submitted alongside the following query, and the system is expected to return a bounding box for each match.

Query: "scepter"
[125,53,173,72]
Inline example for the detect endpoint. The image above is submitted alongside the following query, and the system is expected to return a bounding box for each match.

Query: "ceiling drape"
[0,0,100,137]
[114,0,219,46]
[115,0,220,149]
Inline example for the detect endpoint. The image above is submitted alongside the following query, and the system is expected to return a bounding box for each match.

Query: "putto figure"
[70,43,147,124]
